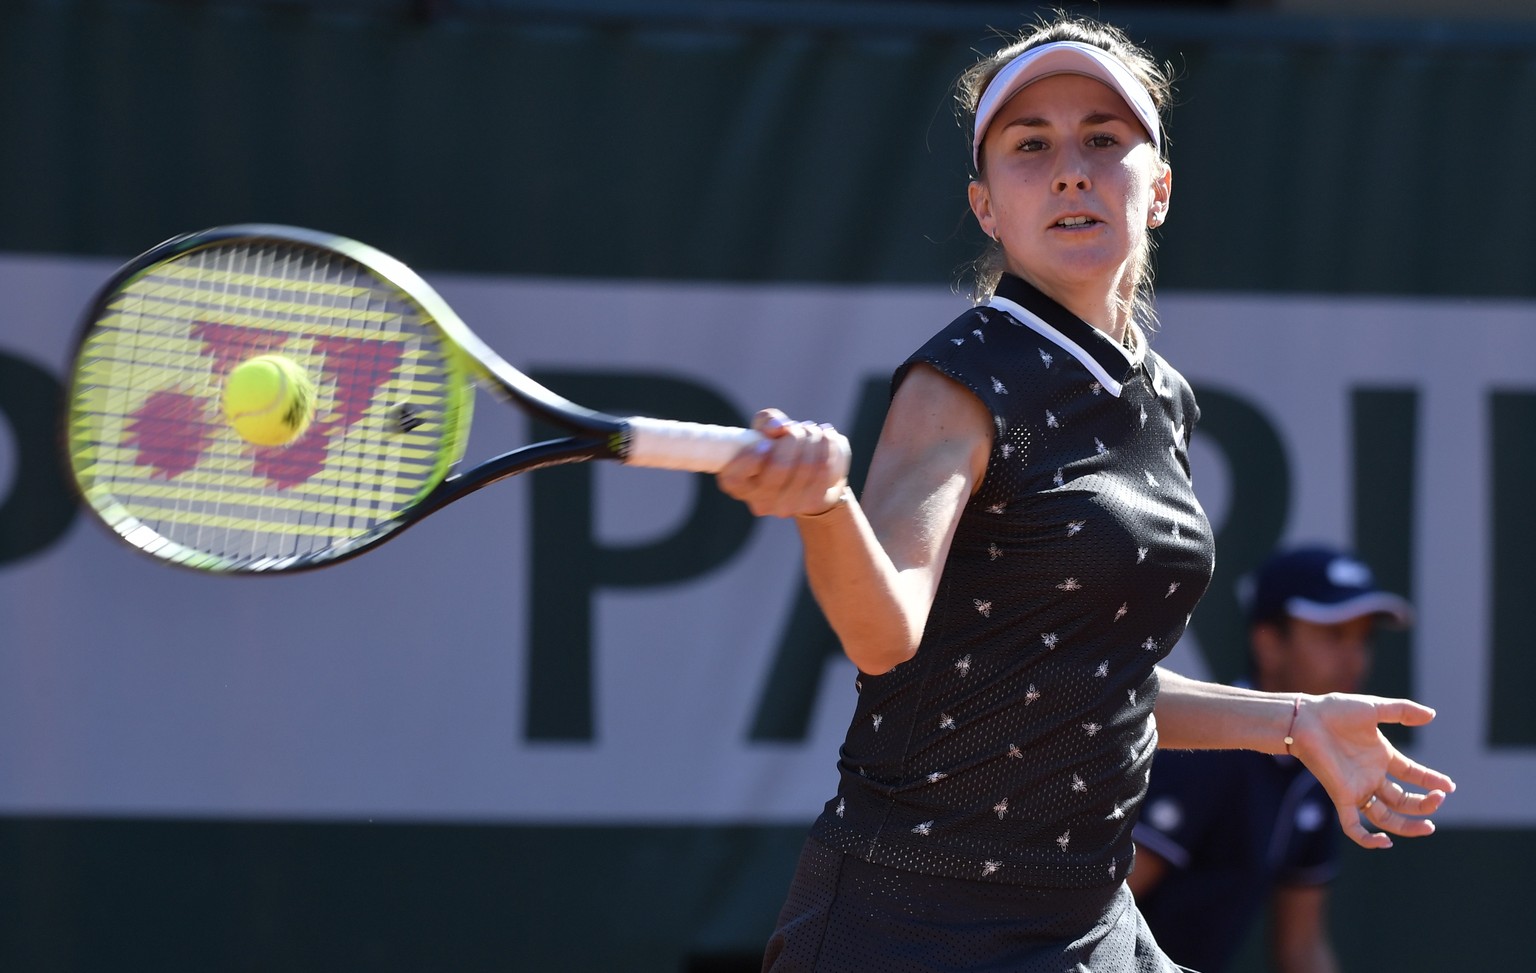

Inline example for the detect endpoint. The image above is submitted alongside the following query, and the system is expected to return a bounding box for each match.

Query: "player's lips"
[1052,214,1102,229]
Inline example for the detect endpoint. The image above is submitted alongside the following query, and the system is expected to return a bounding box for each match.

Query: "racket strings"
[68,238,461,570]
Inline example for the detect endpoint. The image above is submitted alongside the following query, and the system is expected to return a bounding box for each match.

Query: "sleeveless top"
[808,274,1215,889]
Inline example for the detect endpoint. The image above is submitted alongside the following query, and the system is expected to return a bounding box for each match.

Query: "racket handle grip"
[622,416,762,474]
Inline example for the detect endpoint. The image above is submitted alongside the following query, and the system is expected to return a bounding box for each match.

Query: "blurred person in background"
[1130,546,1415,973]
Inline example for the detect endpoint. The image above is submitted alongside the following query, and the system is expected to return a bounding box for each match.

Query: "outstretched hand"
[716,409,851,519]
[1290,694,1456,850]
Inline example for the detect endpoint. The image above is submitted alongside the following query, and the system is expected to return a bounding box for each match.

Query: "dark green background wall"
[8,0,1536,298]
[2,2,1530,971]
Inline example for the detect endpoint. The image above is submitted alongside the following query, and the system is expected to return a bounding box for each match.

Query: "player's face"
[1266,616,1376,696]
[968,73,1169,316]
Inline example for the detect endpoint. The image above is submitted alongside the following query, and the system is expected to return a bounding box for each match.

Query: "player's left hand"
[1289,693,1457,850]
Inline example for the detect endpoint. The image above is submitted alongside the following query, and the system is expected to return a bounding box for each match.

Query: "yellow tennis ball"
[222,354,317,447]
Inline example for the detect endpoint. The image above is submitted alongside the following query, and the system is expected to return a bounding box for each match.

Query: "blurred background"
[0,0,1531,969]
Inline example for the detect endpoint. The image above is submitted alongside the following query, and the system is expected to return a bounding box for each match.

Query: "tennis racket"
[63,224,761,573]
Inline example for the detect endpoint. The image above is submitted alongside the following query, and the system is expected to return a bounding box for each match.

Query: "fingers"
[716,411,851,518]
[1375,699,1457,795]
[757,424,837,514]
[716,411,788,483]
[1377,778,1449,818]
[1349,783,1442,846]
[1374,697,1438,728]
[1335,795,1395,850]
[1332,735,1454,850]
[750,408,791,437]
[1387,748,1458,795]
[1333,780,1449,849]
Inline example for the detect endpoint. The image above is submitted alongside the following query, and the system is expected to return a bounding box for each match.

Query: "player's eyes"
[1014,134,1119,153]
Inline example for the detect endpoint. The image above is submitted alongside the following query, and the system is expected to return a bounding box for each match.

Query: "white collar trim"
[985,295,1140,398]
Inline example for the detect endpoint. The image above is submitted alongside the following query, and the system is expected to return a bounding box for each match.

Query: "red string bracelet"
[1283,695,1302,755]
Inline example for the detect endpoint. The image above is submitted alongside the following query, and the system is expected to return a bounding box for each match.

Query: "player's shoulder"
[909,304,1019,360]
[897,303,1049,402]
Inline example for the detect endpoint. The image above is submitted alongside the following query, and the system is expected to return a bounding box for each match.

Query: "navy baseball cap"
[1245,546,1414,629]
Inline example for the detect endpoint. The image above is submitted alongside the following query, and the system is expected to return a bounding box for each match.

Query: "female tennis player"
[717,12,1455,973]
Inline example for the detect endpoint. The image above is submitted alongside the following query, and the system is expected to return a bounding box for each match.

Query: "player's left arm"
[1268,884,1340,973]
[1151,667,1455,849]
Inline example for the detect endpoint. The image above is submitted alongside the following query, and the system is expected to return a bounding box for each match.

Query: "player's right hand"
[716,408,850,519]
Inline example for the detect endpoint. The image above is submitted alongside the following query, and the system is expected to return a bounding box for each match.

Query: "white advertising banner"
[0,253,1529,825]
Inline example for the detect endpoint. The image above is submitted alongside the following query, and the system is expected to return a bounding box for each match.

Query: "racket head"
[64,225,476,572]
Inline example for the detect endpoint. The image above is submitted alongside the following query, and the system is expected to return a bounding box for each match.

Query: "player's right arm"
[716,364,992,675]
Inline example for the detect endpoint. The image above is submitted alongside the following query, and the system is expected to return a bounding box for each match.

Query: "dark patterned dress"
[765,274,1215,973]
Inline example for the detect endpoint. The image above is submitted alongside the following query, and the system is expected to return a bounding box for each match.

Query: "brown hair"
[956,13,1174,335]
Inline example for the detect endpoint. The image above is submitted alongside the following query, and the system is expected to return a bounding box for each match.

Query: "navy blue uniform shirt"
[1133,746,1338,972]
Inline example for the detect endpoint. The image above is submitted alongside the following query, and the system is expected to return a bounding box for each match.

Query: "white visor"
[1285,593,1416,630]
[972,40,1161,171]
